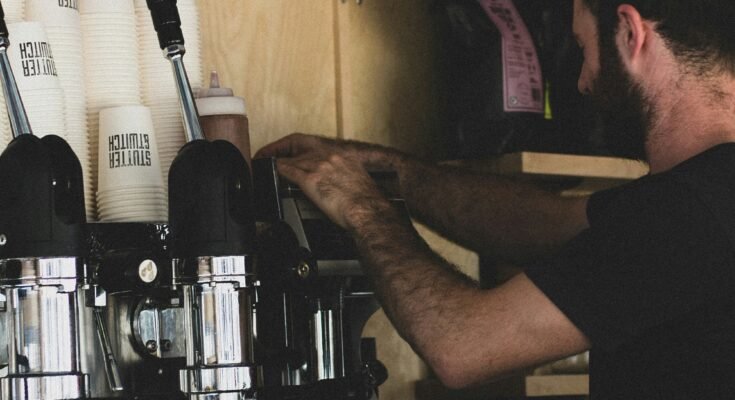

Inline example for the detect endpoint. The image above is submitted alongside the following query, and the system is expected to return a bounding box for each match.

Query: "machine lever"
[146,0,204,143]
[94,307,124,392]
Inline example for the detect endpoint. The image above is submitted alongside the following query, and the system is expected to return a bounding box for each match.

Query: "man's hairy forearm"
[390,155,589,263]
[347,199,480,369]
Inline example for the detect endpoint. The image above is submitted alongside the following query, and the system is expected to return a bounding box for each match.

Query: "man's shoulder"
[588,143,735,230]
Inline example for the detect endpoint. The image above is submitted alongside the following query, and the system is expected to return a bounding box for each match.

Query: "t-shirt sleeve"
[525,176,735,351]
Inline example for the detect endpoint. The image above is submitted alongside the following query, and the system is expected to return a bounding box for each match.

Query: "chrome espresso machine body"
[0,1,389,399]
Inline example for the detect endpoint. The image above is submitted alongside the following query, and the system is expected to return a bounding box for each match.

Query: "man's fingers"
[253,134,300,159]
[275,158,310,184]
[254,133,322,159]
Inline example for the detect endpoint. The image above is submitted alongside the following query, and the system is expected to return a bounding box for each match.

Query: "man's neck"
[645,75,735,174]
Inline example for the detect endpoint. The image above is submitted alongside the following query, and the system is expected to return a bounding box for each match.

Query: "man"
[256,0,735,398]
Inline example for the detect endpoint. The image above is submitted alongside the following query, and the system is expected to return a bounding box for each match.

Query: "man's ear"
[615,4,647,66]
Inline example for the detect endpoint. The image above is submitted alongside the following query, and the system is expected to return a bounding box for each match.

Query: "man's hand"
[255,133,404,172]
[254,133,396,230]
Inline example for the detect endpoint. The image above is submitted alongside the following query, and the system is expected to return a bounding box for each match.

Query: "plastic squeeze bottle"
[196,71,251,168]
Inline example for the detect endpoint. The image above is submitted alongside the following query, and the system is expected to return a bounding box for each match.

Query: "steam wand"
[0,2,32,138]
[146,0,204,143]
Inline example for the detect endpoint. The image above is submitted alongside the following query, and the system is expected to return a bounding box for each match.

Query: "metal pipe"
[165,45,204,143]
[0,38,32,138]
[93,308,123,392]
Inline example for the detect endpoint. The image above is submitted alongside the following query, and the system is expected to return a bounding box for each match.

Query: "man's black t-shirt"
[525,143,735,399]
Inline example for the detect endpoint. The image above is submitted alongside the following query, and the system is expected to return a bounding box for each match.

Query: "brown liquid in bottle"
[196,71,251,169]
[200,113,251,169]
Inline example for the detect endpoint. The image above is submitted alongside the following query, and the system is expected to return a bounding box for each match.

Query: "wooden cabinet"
[197,0,340,152]
[197,0,443,157]
[336,0,445,157]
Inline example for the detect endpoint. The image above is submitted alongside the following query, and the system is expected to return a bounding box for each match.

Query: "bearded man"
[256,0,735,398]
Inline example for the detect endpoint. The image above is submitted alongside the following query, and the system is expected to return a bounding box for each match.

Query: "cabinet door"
[336,0,445,158]
[198,0,340,153]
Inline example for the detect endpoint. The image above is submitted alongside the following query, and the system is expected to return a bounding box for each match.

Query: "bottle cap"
[198,70,234,97]
[196,70,247,116]
[196,96,247,116]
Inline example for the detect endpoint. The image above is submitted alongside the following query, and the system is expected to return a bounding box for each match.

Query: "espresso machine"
[0,1,389,399]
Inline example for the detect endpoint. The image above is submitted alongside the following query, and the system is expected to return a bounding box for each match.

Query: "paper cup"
[97,199,167,208]
[26,0,81,27]
[79,0,134,15]
[7,22,62,92]
[96,194,167,203]
[4,0,25,23]
[98,215,168,223]
[97,105,164,192]
[96,185,165,193]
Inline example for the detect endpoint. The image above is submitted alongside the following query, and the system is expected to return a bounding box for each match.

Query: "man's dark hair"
[582,0,735,76]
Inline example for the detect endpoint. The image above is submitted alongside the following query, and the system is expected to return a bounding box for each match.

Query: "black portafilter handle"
[146,0,184,50]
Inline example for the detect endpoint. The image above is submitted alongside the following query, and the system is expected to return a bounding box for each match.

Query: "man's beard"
[590,40,655,161]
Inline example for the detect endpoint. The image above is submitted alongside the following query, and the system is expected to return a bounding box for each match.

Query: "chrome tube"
[164,44,204,143]
[93,307,123,392]
[0,258,88,400]
[0,37,31,138]
[176,256,258,399]
[312,308,337,380]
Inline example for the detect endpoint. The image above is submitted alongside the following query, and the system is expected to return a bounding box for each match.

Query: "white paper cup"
[98,215,168,223]
[97,105,164,192]
[97,199,167,208]
[98,204,168,215]
[96,193,167,203]
[97,185,165,194]
[4,0,25,23]
[26,0,81,27]
[98,205,168,215]
[79,0,134,15]
[21,87,67,138]
[7,22,62,91]
[99,215,167,223]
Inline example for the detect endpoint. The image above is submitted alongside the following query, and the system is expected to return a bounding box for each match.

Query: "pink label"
[478,0,544,113]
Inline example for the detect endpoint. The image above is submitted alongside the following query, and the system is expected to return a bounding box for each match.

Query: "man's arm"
[348,196,590,388]
[256,134,590,263]
[255,136,591,388]
[394,157,589,263]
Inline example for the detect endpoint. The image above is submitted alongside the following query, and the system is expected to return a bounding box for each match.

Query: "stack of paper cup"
[4,0,25,23]
[7,22,67,140]
[81,0,140,220]
[0,95,11,150]
[135,0,203,185]
[97,105,166,223]
[26,0,94,219]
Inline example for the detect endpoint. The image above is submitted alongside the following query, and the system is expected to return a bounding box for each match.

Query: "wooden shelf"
[446,152,649,195]
[487,152,648,180]
[525,375,589,397]
[415,374,589,399]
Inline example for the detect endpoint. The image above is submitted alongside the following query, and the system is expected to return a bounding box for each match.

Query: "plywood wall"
[336,0,446,158]
[197,0,340,154]
[197,0,445,158]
